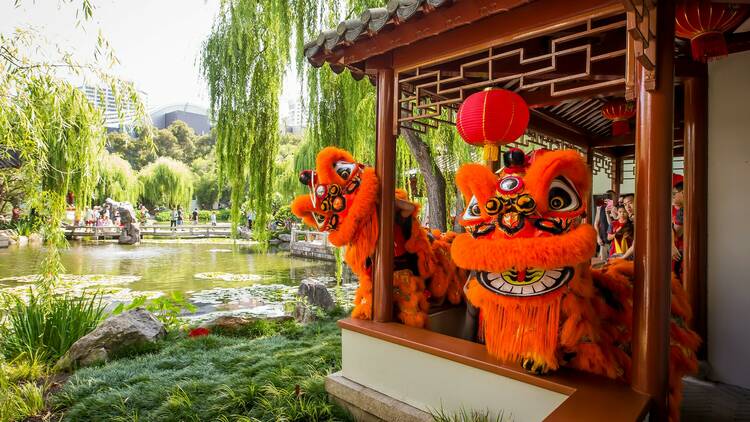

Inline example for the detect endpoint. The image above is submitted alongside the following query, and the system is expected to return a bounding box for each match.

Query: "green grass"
[1,289,106,364]
[0,357,48,422]
[54,318,351,421]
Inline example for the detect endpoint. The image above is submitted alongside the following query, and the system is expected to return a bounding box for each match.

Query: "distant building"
[150,103,211,135]
[79,84,149,132]
[281,98,306,135]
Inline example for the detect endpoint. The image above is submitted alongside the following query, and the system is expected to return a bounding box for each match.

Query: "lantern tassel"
[483,144,499,162]
[691,31,729,63]
[612,120,631,137]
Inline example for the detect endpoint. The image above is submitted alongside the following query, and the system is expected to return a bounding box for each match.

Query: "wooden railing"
[64,223,234,239]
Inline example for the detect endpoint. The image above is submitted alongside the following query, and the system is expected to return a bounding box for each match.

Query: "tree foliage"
[138,157,194,209]
[201,0,299,239]
[94,153,140,205]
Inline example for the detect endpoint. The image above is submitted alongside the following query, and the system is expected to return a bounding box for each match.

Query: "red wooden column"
[631,0,675,420]
[613,156,623,195]
[683,74,708,357]
[586,146,595,222]
[373,63,396,323]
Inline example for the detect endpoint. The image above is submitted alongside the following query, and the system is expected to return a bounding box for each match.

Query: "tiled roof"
[303,0,454,72]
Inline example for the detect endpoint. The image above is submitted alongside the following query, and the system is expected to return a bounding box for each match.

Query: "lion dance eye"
[548,177,580,212]
[462,196,482,221]
[333,161,356,180]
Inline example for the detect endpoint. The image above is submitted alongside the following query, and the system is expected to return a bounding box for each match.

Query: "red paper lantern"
[456,88,529,161]
[602,100,636,137]
[675,0,750,63]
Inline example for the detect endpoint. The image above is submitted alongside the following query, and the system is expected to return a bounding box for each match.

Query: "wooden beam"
[631,1,674,420]
[592,126,685,148]
[524,84,626,109]
[335,0,530,67]
[529,110,594,148]
[373,61,396,323]
[728,31,750,55]
[682,75,708,359]
[391,0,624,71]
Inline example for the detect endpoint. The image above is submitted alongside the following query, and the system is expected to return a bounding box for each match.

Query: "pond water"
[0,241,341,319]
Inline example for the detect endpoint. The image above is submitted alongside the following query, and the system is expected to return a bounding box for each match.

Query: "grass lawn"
[53,318,351,421]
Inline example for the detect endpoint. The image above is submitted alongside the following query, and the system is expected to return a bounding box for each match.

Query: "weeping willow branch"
[201,0,296,240]
[138,157,194,209]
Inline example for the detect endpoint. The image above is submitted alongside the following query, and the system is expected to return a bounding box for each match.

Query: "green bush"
[0,362,45,422]
[0,290,106,364]
[0,215,42,237]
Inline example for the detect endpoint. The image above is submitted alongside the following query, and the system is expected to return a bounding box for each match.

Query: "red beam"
[529,110,593,148]
[391,0,623,71]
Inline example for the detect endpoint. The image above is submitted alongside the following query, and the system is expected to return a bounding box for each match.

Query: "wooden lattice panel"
[592,150,614,178]
[397,13,627,132]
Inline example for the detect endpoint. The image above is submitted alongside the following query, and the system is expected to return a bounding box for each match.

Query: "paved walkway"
[682,376,750,421]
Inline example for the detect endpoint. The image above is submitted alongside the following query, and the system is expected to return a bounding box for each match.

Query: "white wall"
[707,50,750,389]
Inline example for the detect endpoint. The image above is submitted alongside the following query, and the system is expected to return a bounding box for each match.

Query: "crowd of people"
[593,175,684,272]
[78,203,151,227]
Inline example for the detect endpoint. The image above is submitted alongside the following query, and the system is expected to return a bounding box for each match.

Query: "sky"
[0,0,301,115]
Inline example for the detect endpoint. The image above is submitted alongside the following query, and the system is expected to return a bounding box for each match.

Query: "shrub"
[0,366,45,422]
[0,290,106,364]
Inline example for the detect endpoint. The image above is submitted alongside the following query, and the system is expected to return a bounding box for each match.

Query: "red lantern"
[602,100,636,137]
[456,88,529,162]
[675,0,750,63]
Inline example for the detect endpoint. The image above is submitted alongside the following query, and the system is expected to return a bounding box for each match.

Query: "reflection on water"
[0,241,338,317]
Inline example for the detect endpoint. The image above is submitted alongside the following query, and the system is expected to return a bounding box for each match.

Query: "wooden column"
[586,146,595,222]
[631,1,674,420]
[373,65,396,323]
[613,156,623,195]
[683,74,708,358]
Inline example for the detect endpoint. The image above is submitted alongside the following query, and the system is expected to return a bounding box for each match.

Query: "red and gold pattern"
[452,148,699,421]
[291,147,465,327]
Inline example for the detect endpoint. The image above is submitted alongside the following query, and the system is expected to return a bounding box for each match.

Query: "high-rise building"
[79,84,149,132]
[281,98,306,135]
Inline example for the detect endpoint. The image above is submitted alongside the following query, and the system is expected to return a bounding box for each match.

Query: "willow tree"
[201,0,301,239]
[138,157,194,209]
[94,153,140,204]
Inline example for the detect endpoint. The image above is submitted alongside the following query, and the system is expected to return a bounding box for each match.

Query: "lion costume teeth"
[452,148,700,421]
[291,147,466,328]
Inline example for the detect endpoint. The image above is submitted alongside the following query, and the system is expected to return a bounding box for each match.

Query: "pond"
[0,240,342,320]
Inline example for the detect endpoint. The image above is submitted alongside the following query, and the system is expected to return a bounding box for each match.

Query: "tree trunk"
[402,129,447,232]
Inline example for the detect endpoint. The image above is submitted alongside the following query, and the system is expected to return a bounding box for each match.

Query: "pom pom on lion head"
[291,147,379,247]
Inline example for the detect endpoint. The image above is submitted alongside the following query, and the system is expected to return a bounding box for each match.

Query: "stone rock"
[118,223,140,245]
[278,242,291,251]
[278,233,292,243]
[293,302,316,324]
[17,236,28,246]
[28,233,43,244]
[297,279,335,311]
[268,238,281,246]
[0,233,8,249]
[200,314,292,334]
[54,308,166,371]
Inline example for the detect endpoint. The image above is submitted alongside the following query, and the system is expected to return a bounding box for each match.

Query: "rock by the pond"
[28,233,43,244]
[278,242,291,251]
[54,308,166,371]
[0,233,8,248]
[200,314,292,334]
[278,233,292,243]
[268,238,281,246]
[297,279,335,311]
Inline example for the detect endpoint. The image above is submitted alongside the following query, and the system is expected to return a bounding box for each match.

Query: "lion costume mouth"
[477,267,574,297]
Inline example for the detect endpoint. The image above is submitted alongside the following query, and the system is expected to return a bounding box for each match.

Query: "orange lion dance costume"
[452,147,700,420]
[291,147,464,328]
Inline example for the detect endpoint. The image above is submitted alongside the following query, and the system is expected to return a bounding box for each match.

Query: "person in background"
[11,206,21,222]
[170,207,178,229]
[608,206,634,259]
[177,205,184,226]
[594,190,617,260]
[210,211,217,227]
[192,208,199,225]
[672,179,685,278]
[247,209,255,230]
[622,193,635,221]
